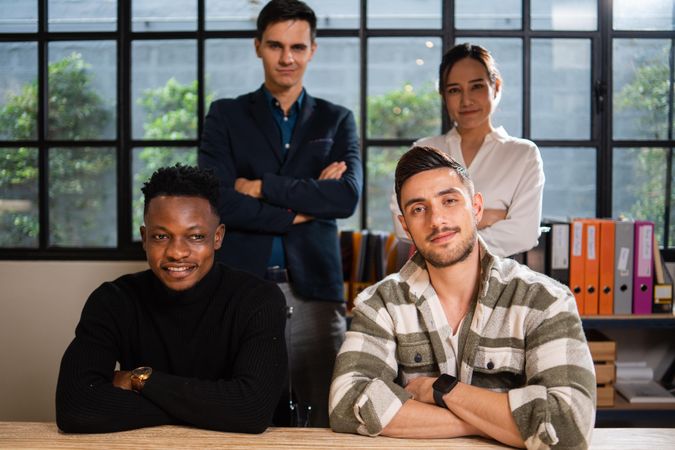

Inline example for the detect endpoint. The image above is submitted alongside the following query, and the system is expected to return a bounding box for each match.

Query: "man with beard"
[329,146,596,449]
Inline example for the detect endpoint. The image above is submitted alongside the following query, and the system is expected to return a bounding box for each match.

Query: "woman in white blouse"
[390,43,544,257]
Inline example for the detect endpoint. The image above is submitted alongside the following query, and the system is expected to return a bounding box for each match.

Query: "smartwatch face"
[433,374,457,393]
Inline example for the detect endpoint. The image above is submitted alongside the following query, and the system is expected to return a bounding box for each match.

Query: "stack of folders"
[615,361,675,404]
[524,219,673,316]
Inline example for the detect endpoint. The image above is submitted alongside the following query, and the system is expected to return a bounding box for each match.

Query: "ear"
[140,225,147,252]
[494,78,502,97]
[472,192,484,225]
[254,38,262,58]
[213,224,225,251]
[397,214,413,241]
[308,40,317,61]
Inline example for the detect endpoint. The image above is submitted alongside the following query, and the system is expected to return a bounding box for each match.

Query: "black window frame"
[0,0,673,261]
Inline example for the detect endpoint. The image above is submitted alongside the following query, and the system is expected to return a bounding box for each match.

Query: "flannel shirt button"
[414,353,422,363]
[487,361,494,370]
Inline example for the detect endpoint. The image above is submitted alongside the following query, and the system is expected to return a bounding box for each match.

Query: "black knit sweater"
[55,263,287,433]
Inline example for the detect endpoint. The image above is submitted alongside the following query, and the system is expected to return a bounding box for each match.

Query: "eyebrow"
[446,78,485,87]
[402,187,463,209]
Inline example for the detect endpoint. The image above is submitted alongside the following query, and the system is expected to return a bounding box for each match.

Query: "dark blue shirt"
[262,86,305,269]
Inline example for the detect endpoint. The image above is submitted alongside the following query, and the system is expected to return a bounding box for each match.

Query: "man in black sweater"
[56,165,288,433]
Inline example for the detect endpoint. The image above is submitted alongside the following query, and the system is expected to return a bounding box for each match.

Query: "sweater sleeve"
[139,283,288,434]
[55,284,175,433]
[507,288,596,449]
[329,286,412,436]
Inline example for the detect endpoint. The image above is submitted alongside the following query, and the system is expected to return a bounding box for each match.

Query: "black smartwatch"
[432,374,458,408]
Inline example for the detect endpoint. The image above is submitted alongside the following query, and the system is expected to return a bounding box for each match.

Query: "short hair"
[141,164,220,219]
[256,0,317,41]
[438,43,501,95]
[395,146,474,210]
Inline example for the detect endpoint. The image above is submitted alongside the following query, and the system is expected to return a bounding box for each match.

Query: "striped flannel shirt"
[329,239,596,449]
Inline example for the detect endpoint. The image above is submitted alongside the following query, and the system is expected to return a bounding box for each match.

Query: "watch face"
[433,373,458,393]
[132,366,152,380]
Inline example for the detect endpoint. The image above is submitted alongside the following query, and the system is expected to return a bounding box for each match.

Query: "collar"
[447,126,509,145]
[261,84,305,113]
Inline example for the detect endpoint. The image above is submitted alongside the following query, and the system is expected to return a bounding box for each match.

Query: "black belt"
[265,266,289,283]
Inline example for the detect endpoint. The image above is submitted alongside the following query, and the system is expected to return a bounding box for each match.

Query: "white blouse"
[389,127,545,257]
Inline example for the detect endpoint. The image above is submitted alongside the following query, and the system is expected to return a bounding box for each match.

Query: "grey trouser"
[278,282,346,428]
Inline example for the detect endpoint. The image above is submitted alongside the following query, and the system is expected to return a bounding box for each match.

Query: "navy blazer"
[198,88,362,302]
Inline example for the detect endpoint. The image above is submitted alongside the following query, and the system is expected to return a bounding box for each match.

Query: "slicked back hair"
[395,146,474,210]
[141,164,220,219]
[256,0,317,41]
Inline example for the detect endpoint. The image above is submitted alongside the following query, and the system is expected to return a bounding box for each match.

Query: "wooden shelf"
[582,314,675,329]
[599,392,675,411]
[596,392,675,427]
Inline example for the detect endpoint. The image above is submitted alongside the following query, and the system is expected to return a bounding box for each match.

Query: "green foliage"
[365,83,440,230]
[131,78,209,239]
[0,53,113,247]
[615,58,670,244]
[367,82,441,139]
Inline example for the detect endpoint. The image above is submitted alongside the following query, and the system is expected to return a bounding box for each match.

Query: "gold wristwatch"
[130,366,153,393]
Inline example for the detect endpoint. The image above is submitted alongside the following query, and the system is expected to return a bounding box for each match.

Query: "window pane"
[368,0,441,29]
[540,147,596,219]
[456,0,521,30]
[0,0,37,32]
[613,39,671,140]
[305,37,360,117]
[531,39,591,140]
[49,147,117,247]
[206,0,359,30]
[367,146,408,231]
[367,37,441,140]
[49,0,117,32]
[531,0,597,31]
[460,37,522,137]
[48,42,117,140]
[132,40,197,140]
[613,147,667,246]
[132,0,196,31]
[0,42,37,140]
[614,0,674,30]
[131,147,196,241]
[206,0,260,30]
[0,147,39,248]
[205,38,263,109]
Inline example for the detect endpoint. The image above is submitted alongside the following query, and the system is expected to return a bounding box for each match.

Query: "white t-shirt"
[390,127,545,257]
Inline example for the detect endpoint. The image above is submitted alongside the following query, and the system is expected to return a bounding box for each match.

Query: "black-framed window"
[0,0,673,260]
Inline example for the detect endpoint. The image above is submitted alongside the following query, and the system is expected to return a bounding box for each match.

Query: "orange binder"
[570,219,586,315]
[583,219,600,316]
[598,220,615,315]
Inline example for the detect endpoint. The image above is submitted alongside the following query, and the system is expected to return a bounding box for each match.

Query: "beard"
[414,226,477,269]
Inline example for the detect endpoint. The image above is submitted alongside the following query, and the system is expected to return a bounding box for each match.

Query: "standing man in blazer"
[198,0,362,427]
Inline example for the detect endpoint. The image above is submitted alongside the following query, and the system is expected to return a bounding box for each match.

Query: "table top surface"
[1,422,674,449]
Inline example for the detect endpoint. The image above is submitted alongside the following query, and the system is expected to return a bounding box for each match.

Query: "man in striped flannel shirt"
[329,146,596,449]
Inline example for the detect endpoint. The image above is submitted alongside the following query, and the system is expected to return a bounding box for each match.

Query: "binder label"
[637,225,653,278]
[587,225,596,260]
[572,222,583,257]
[552,225,569,269]
[617,247,630,272]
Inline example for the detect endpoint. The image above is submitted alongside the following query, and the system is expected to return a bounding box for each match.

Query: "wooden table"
[1,422,674,449]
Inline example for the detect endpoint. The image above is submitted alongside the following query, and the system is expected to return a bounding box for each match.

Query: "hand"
[113,370,132,391]
[318,161,347,180]
[293,213,313,225]
[478,208,507,229]
[234,178,263,198]
[404,376,436,405]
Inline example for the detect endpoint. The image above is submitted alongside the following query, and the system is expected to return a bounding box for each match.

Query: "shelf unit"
[582,314,675,427]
